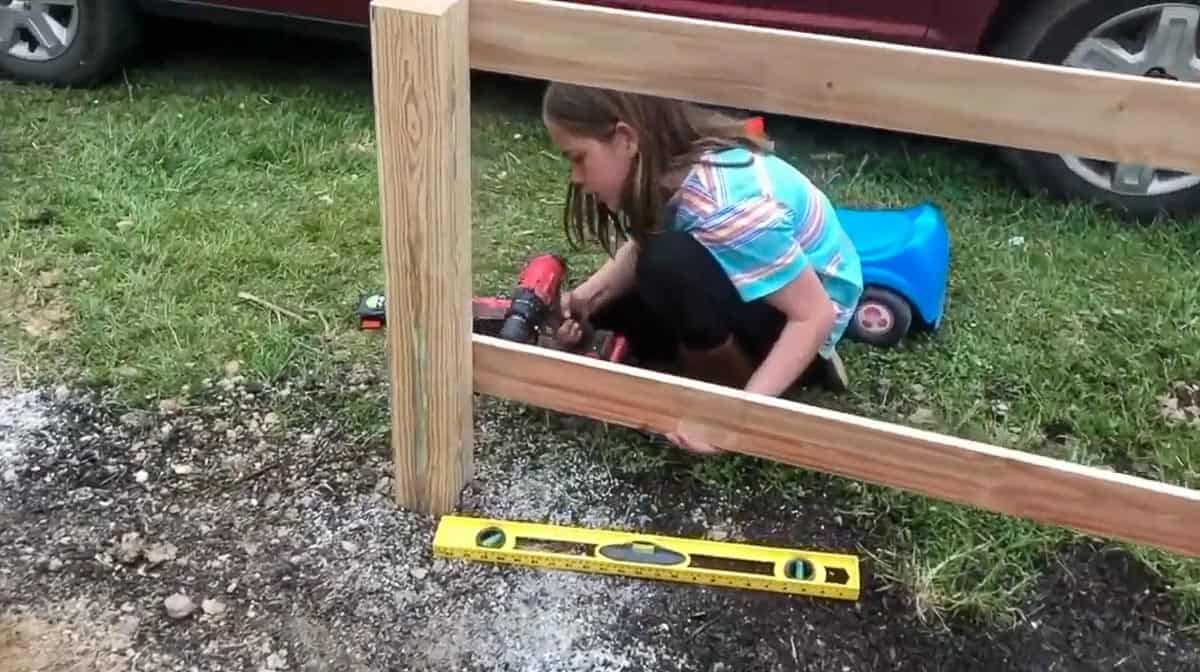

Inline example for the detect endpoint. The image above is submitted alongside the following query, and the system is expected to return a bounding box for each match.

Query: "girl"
[542,82,862,455]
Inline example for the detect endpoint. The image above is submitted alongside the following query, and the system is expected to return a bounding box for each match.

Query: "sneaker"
[819,349,849,393]
[785,349,849,397]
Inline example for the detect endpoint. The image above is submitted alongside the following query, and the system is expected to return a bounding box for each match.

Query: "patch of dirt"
[1160,381,1200,428]
[1,370,1198,671]
[0,599,134,672]
[0,280,72,342]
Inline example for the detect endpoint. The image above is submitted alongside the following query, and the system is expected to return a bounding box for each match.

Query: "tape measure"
[432,515,861,600]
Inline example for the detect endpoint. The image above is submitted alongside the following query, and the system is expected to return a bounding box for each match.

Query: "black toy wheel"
[847,287,913,348]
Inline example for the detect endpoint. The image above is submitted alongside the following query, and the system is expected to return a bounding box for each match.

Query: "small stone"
[121,412,151,429]
[214,420,230,433]
[263,412,279,427]
[341,541,359,554]
[374,476,392,495]
[134,470,149,484]
[264,492,281,508]
[908,408,937,426]
[172,464,194,475]
[145,543,178,566]
[410,567,429,580]
[115,366,140,379]
[38,269,65,287]
[48,558,64,572]
[164,593,196,619]
[115,533,143,564]
[116,616,140,637]
[708,524,731,541]
[201,599,227,616]
[159,399,181,414]
[266,652,287,670]
[54,384,71,402]
[224,360,241,378]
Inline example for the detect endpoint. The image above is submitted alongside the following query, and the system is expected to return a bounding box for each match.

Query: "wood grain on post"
[474,335,1200,558]
[469,0,1200,174]
[371,0,473,514]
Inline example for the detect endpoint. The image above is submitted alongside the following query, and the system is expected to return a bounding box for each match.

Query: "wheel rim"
[856,303,893,335]
[1058,3,1200,197]
[0,0,79,62]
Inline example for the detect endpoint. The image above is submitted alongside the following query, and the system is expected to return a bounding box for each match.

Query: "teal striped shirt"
[666,147,863,355]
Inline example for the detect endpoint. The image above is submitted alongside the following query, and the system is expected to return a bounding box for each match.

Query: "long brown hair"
[542,83,773,255]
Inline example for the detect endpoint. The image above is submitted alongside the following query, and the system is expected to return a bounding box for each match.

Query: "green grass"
[3,37,1200,628]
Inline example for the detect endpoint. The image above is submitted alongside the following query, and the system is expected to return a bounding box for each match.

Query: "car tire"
[0,0,142,87]
[990,0,1200,219]
[846,286,913,348]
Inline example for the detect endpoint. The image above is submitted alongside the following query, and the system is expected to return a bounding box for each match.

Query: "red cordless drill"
[357,253,630,363]
[498,253,567,343]
[498,253,629,363]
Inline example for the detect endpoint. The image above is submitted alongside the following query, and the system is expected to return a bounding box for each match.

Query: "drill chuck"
[499,288,544,343]
[498,253,567,344]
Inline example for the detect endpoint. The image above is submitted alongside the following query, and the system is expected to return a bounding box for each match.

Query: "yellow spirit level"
[432,515,860,601]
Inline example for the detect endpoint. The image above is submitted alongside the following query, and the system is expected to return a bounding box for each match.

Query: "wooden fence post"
[370,0,473,514]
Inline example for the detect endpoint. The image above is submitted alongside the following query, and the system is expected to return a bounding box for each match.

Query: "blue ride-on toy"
[834,201,950,348]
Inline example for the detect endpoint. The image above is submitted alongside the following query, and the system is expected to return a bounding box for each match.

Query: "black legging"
[589,230,787,368]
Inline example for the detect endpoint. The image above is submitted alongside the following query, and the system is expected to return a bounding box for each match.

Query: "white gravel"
[0,387,52,486]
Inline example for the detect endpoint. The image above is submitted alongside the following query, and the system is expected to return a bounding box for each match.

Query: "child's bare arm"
[745,265,837,397]
[570,238,639,317]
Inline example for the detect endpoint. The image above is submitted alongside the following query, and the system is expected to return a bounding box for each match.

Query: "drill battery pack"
[535,327,629,364]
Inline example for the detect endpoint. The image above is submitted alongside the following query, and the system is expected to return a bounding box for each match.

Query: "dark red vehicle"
[3,1,1198,216]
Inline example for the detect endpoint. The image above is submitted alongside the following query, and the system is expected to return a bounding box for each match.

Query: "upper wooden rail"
[470,0,1200,174]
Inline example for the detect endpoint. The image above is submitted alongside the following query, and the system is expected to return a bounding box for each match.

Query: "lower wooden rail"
[475,335,1200,558]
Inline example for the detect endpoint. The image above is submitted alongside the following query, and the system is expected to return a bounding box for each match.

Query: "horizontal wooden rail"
[474,335,1200,558]
[470,0,1200,174]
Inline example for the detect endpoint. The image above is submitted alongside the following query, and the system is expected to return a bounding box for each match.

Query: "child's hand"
[556,289,590,347]
[666,422,724,456]
[556,318,585,347]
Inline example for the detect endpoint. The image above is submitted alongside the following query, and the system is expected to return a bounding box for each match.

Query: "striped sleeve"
[690,194,809,303]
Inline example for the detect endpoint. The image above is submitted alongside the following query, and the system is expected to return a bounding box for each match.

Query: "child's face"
[545,119,638,212]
